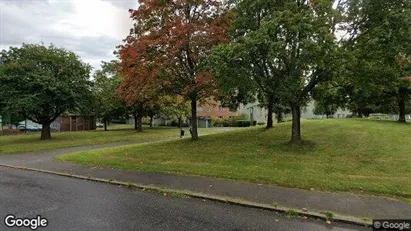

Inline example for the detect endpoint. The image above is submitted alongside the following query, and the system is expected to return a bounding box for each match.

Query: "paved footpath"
[0,136,410,224]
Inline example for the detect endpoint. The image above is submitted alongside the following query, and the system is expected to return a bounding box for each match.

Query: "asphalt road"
[0,167,368,231]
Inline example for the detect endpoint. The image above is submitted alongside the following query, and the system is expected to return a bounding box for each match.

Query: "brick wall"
[197,101,239,119]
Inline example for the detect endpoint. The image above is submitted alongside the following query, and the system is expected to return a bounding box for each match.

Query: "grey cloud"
[0,0,124,71]
[101,0,139,10]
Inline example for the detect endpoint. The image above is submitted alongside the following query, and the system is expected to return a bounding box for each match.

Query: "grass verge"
[0,125,237,154]
[56,119,411,198]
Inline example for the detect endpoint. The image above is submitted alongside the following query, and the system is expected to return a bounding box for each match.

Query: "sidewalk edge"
[0,163,372,227]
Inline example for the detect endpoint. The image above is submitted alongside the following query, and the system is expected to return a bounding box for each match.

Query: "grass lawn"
[0,125,234,154]
[56,119,411,199]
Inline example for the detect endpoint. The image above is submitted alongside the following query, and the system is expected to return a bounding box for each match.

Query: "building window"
[197,107,203,112]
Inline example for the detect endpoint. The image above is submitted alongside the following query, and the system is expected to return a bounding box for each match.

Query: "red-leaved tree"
[116,55,161,132]
[118,0,232,139]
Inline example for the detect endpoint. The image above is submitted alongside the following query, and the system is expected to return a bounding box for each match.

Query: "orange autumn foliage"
[117,0,232,106]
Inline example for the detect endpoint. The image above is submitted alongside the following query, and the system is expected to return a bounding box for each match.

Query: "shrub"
[170,121,179,127]
[111,119,127,124]
[211,116,224,127]
[257,122,265,126]
[235,113,249,121]
[222,119,233,127]
[235,120,251,127]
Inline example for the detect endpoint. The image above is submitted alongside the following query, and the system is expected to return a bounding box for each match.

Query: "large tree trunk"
[398,88,407,123]
[104,119,108,131]
[190,98,199,140]
[134,112,138,130]
[276,111,283,123]
[398,98,406,122]
[266,102,274,129]
[290,104,302,144]
[178,116,182,129]
[149,115,153,128]
[136,114,143,132]
[357,108,363,118]
[40,122,51,140]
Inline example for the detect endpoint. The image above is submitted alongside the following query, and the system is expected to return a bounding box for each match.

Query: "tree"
[159,96,191,128]
[93,60,127,131]
[210,0,342,143]
[118,0,232,139]
[0,44,92,140]
[116,49,162,132]
[312,81,346,118]
[343,0,411,122]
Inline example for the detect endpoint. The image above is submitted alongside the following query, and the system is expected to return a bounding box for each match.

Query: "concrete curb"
[0,163,371,227]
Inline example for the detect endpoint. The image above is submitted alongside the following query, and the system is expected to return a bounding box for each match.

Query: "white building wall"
[239,102,267,123]
[240,100,352,122]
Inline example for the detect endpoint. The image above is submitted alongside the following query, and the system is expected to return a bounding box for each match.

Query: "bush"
[212,117,254,127]
[170,121,179,127]
[257,122,266,126]
[235,120,251,127]
[111,119,127,124]
[222,119,233,127]
[211,116,224,127]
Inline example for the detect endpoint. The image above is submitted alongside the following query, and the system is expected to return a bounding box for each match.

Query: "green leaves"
[92,60,126,123]
[339,0,411,117]
[0,44,92,125]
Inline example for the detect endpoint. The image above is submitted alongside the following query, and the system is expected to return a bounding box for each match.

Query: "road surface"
[0,167,367,231]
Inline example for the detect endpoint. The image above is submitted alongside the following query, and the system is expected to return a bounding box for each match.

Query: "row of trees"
[0,45,190,140]
[313,0,411,121]
[93,60,191,132]
[1,0,410,143]
[116,0,410,144]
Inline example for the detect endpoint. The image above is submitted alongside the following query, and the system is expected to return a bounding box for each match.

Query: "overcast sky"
[0,0,139,71]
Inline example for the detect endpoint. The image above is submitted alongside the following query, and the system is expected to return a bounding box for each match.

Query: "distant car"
[96,122,104,128]
[17,125,42,132]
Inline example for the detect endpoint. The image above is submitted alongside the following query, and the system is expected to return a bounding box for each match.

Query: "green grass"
[56,119,411,198]
[0,125,235,154]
